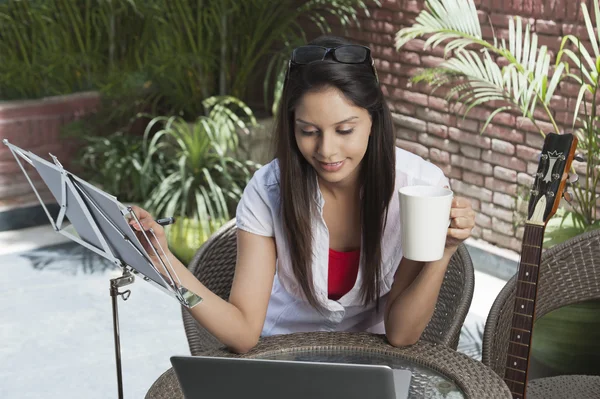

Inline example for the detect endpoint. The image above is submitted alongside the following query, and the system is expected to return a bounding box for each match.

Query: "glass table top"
[256,348,465,398]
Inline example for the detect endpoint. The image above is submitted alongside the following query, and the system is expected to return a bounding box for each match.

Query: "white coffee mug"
[398,185,453,262]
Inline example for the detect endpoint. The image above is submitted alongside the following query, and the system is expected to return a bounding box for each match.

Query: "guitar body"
[503,133,578,399]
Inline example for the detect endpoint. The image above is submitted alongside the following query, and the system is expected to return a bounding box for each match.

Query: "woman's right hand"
[127,205,171,266]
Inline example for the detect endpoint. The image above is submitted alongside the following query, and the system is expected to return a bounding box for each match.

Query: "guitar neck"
[504,223,545,399]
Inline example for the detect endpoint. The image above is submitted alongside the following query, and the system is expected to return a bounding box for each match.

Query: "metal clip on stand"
[2,140,203,399]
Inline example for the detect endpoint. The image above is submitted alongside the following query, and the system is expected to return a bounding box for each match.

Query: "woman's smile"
[316,159,346,172]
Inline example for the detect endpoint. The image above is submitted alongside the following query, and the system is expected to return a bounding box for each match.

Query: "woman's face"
[294,86,372,187]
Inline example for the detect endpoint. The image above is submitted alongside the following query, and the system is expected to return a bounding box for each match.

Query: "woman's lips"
[317,159,345,172]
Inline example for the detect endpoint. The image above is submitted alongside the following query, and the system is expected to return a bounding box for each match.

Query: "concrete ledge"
[0,203,59,232]
[465,237,519,281]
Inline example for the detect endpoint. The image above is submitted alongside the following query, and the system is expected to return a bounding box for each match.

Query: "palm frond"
[395,0,483,55]
[399,0,563,135]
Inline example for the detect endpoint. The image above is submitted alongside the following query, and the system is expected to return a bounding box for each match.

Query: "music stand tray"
[3,139,203,398]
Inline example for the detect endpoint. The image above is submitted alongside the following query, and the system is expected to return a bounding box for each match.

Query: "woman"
[130,36,475,354]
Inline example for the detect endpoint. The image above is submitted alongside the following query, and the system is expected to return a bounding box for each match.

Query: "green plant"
[0,0,146,100]
[136,0,376,118]
[72,131,148,204]
[394,0,600,244]
[141,96,261,251]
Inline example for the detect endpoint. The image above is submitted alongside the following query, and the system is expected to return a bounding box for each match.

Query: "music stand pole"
[110,270,134,399]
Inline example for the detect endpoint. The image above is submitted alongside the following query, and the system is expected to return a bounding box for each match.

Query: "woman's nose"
[317,131,338,159]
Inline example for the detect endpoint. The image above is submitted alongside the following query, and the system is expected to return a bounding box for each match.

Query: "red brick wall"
[0,92,100,212]
[328,0,600,252]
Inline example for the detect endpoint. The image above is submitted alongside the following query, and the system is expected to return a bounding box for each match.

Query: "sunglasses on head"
[285,44,379,83]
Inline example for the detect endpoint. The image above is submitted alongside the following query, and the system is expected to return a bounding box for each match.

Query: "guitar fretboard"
[504,223,545,399]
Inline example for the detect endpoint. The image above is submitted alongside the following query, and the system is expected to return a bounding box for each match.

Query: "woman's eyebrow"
[295,116,359,126]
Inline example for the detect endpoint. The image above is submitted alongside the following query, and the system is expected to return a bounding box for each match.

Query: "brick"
[472,225,483,239]
[449,127,491,149]
[549,95,568,111]
[421,55,445,68]
[492,216,516,236]
[448,165,463,180]
[489,13,511,27]
[486,177,518,195]
[405,0,423,14]
[429,148,450,164]
[402,38,428,53]
[372,9,394,22]
[450,179,493,202]
[463,171,485,186]
[482,150,528,172]
[392,113,426,132]
[416,107,453,125]
[493,192,517,209]
[516,116,556,134]
[460,144,482,159]
[516,144,541,162]
[398,51,421,65]
[494,166,518,182]
[428,96,449,112]
[476,213,492,229]
[491,112,517,128]
[396,128,418,141]
[491,139,516,155]
[397,90,428,106]
[426,122,449,138]
[527,161,539,175]
[395,139,429,159]
[517,172,535,187]
[394,102,417,116]
[562,24,587,37]
[525,132,546,149]
[382,0,403,11]
[535,19,562,36]
[451,154,493,175]
[456,118,479,133]
[418,133,460,153]
[471,198,481,212]
[482,202,515,223]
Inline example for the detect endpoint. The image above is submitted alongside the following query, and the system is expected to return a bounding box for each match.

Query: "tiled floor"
[0,225,507,399]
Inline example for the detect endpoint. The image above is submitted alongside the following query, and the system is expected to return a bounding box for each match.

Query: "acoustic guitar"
[503,132,578,399]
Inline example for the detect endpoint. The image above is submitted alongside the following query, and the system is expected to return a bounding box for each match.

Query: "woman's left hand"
[446,196,476,251]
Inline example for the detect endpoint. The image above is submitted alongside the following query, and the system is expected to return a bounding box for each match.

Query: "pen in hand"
[155,217,176,226]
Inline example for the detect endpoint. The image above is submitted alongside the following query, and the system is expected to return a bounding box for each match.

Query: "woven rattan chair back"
[482,229,600,378]
[181,219,474,354]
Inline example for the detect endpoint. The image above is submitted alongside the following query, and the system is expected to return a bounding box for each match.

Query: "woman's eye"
[337,128,354,135]
[301,130,318,136]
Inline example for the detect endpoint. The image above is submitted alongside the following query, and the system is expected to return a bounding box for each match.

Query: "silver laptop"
[170,355,412,399]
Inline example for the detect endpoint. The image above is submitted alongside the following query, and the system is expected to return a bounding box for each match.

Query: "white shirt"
[235,147,449,337]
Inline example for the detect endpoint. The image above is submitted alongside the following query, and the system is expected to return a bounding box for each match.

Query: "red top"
[328,248,361,300]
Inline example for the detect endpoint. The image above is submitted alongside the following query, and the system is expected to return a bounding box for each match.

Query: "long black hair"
[273,36,396,309]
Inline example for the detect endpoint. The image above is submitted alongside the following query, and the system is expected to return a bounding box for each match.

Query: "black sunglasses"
[285,45,379,83]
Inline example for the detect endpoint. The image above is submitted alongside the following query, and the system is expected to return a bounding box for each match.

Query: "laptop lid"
[170,355,412,399]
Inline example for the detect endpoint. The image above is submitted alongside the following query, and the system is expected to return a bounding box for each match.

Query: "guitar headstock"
[527,133,578,225]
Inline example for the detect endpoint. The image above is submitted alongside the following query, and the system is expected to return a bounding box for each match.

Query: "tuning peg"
[563,191,574,204]
[574,154,585,162]
[568,173,579,184]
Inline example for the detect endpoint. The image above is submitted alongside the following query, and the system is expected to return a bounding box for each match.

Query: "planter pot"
[531,300,600,376]
[166,217,229,266]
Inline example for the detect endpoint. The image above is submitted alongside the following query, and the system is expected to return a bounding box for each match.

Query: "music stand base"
[110,271,134,399]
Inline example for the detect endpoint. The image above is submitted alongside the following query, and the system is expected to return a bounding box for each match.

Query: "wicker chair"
[180,218,475,354]
[146,220,476,399]
[482,229,600,398]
